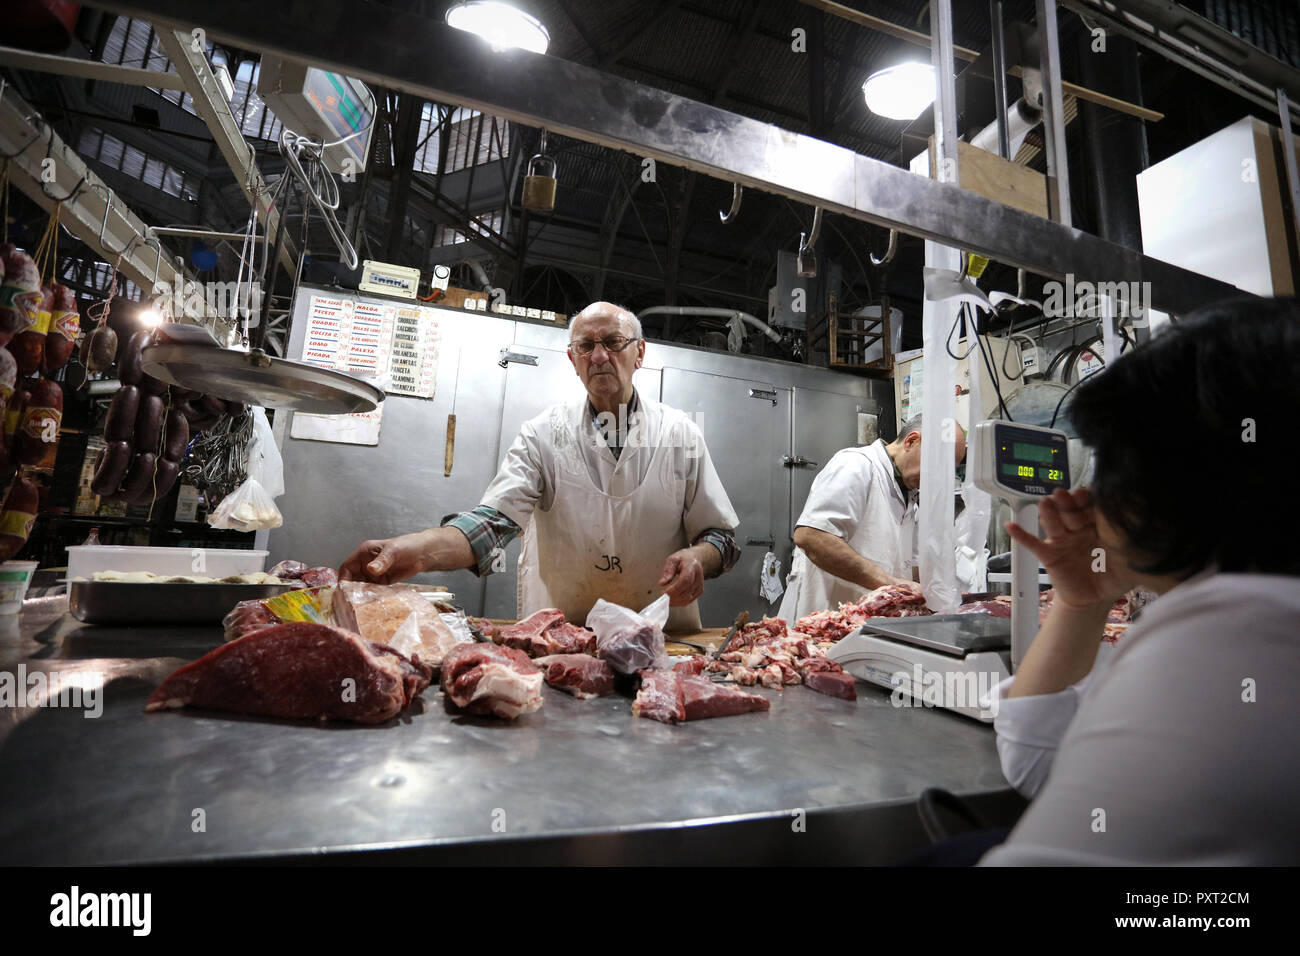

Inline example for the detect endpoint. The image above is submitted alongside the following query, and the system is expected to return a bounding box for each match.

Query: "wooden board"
[930,139,1049,220]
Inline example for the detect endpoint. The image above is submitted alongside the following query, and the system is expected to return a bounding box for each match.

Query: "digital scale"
[827,421,1069,723]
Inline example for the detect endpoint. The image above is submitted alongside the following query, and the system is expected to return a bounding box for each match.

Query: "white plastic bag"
[208,476,282,531]
[586,594,671,675]
[247,406,284,499]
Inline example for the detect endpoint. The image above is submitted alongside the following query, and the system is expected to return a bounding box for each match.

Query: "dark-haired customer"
[979,298,1300,865]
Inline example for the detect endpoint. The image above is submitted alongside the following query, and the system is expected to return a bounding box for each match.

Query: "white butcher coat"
[479,392,738,630]
[778,440,916,621]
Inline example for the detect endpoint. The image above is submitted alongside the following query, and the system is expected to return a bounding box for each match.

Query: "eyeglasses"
[569,335,640,356]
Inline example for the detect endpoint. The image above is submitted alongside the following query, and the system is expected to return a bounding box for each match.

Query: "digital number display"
[1013,441,1057,464]
[1040,467,1064,482]
[1001,462,1040,478]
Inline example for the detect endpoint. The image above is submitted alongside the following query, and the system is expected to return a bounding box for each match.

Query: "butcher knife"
[711,609,749,659]
[445,343,463,476]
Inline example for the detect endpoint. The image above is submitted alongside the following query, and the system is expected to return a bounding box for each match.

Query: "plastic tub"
[66,546,269,585]
[0,561,39,614]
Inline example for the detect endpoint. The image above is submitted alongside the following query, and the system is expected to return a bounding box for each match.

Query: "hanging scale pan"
[141,327,382,415]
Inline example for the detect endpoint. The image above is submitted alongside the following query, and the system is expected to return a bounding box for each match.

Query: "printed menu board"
[387,306,439,398]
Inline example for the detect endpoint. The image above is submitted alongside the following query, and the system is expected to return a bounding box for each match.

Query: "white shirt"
[779,441,916,620]
[980,573,1300,866]
[479,392,739,559]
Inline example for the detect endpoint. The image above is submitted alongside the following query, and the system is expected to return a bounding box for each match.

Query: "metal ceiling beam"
[0,84,189,303]
[0,45,190,89]
[90,0,1242,314]
[154,26,297,278]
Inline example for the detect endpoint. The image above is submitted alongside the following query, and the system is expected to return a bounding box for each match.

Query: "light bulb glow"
[140,307,163,327]
[862,62,937,121]
[445,2,550,54]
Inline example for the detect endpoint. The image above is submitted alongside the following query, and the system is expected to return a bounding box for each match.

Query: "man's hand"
[1005,488,1137,611]
[658,549,705,606]
[339,532,432,584]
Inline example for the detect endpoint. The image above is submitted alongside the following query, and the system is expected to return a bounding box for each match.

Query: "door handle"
[746,537,775,549]
[499,349,539,368]
[748,387,777,406]
[781,455,819,468]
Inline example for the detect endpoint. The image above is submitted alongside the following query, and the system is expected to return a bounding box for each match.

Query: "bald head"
[567,301,646,413]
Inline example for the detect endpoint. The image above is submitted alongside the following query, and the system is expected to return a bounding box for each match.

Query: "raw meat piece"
[145,623,430,724]
[222,599,280,641]
[630,669,685,724]
[270,560,339,588]
[956,599,1012,618]
[468,617,498,639]
[1102,622,1128,645]
[494,607,596,657]
[440,643,543,718]
[797,657,858,700]
[333,581,463,668]
[794,583,932,643]
[672,656,708,676]
[632,669,771,723]
[678,674,770,720]
[534,654,616,699]
[597,622,662,674]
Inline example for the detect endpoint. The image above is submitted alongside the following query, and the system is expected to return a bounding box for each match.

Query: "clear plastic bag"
[586,594,671,675]
[207,476,283,531]
[247,406,284,499]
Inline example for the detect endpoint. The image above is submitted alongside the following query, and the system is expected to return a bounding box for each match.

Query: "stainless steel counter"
[0,598,1020,865]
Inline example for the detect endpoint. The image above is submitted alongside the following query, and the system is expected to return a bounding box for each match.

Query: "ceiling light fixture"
[445,1,550,54]
[863,62,937,121]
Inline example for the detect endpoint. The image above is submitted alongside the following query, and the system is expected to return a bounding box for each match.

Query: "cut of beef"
[440,643,544,718]
[955,598,1012,618]
[146,623,430,724]
[494,608,596,657]
[679,674,770,720]
[630,669,685,724]
[672,656,708,676]
[269,560,337,587]
[333,581,464,669]
[797,657,858,700]
[794,583,931,642]
[222,599,280,642]
[534,654,616,699]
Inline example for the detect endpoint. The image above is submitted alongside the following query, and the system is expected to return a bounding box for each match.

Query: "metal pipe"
[637,305,783,343]
[989,0,1011,160]
[931,0,959,184]
[1036,0,1072,226]
[970,99,1041,157]
[151,226,261,241]
[1276,88,1300,254]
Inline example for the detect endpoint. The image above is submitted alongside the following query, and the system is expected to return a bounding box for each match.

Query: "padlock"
[522,151,557,212]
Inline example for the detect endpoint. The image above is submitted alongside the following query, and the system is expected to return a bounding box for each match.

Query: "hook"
[870,228,898,266]
[143,233,166,286]
[796,206,822,278]
[719,183,743,224]
[92,184,133,256]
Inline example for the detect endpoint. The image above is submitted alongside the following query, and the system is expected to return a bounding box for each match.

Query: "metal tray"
[69,580,295,626]
[141,343,383,415]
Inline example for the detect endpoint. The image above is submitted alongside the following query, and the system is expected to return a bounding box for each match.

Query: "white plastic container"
[0,561,38,614]
[66,546,269,585]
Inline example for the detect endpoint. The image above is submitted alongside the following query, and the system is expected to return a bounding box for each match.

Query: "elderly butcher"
[341,301,740,630]
[778,414,966,621]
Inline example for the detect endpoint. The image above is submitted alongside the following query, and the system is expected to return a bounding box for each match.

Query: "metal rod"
[150,226,262,240]
[932,0,959,184]
[1035,0,1072,226]
[989,0,1011,160]
[1276,88,1300,254]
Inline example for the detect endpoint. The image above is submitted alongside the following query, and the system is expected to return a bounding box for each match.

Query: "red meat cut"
[440,642,544,718]
[797,657,858,700]
[145,622,431,724]
[495,607,597,657]
[631,668,770,724]
[534,654,616,699]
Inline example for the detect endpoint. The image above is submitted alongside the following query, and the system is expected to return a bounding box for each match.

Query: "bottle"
[81,527,102,546]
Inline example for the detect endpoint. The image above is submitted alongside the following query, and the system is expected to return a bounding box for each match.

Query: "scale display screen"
[990,424,1070,497]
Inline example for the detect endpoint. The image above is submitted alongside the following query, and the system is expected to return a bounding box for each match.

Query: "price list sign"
[302,294,353,369]
[347,299,394,377]
[387,306,440,398]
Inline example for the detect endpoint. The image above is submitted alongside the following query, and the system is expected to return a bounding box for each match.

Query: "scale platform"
[826,615,1013,724]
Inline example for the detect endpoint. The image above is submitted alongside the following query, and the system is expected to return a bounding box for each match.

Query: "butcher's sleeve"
[478,424,551,530]
[692,528,741,575]
[985,641,1116,797]
[679,423,739,546]
[440,506,522,577]
[793,450,870,540]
